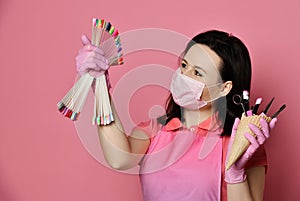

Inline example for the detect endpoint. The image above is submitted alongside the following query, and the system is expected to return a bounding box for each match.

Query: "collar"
[164,113,222,136]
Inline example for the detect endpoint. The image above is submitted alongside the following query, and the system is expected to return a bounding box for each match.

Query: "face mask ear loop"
[203,82,224,103]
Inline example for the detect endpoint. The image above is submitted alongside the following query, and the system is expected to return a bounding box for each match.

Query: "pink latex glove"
[225,116,278,184]
[75,35,111,90]
[75,35,109,77]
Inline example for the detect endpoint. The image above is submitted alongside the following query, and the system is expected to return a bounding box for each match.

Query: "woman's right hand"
[75,35,110,78]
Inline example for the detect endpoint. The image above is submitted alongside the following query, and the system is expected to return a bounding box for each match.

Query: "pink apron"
[139,117,224,201]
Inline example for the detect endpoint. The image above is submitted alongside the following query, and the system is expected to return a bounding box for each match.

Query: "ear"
[220,81,232,96]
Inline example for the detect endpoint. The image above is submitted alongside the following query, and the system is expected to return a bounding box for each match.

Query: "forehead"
[183,44,222,72]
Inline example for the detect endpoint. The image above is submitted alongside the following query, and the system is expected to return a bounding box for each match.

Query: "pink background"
[1,0,299,200]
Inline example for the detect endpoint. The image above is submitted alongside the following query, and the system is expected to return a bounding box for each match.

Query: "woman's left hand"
[225,116,278,184]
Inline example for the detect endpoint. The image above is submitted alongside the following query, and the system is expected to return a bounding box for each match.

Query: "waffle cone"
[226,114,272,170]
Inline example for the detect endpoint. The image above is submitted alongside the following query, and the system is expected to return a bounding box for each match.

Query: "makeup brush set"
[226,90,286,170]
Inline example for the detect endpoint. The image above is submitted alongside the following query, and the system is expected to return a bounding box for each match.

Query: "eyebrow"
[182,59,207,74]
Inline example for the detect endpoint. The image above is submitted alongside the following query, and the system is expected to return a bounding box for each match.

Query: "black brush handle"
[263,97,275,115]
[271,104,287,118]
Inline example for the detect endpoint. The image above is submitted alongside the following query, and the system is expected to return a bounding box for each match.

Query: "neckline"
[163,113,223,136]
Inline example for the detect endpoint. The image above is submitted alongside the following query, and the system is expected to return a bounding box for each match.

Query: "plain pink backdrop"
[1,0,299,200]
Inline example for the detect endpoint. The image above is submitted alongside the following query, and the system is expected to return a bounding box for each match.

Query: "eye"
[194,70,203,77]
[180,61,187,68]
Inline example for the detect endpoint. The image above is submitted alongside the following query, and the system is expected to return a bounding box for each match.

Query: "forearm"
[97,97,148,170]
[227,167,265,201]
[97,121,133,170]
[96,97,132,170]
[227,179,253,201]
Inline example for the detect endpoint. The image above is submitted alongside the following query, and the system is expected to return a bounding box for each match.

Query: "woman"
[75,30,278,201]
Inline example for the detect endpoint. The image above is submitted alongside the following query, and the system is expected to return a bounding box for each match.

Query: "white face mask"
[170,68,222,110]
